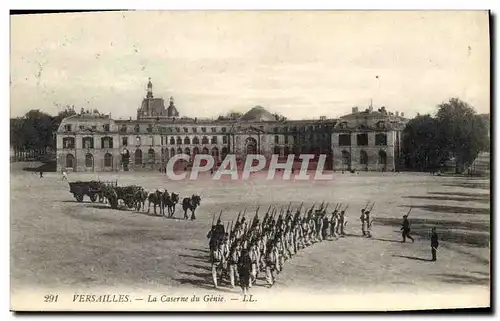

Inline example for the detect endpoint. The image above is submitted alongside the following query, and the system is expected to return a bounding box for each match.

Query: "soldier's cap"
[217,219,221,224]
[365,211,370,214]
[403,215,407,218]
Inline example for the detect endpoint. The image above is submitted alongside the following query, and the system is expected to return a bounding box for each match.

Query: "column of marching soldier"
[207,202,440,294]
[206,201,380,294]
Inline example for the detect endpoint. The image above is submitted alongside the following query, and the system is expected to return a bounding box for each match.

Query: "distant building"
[56,79,408,172]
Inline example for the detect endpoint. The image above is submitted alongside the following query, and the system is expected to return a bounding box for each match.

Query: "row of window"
[64,147,388,169]
[64,123,334,134]
[62,137,113,149]
[339,133,387,146]
[340,150,388,166]
[63,124,110,132]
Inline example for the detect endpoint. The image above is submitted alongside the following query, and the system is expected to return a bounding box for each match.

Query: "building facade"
[56,80,408,173]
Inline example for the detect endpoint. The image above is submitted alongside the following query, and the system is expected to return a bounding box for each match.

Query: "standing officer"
[431,227,439,261]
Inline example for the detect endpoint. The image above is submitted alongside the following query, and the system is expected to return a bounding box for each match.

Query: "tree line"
[9,106,103,161]
[400,98,489,173]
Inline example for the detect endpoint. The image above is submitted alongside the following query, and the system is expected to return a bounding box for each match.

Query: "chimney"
[401,112,405,117]
[396,111,399,116]
[352,107,359,113]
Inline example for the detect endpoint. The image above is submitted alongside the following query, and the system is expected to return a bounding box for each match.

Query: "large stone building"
[56,80,408,173]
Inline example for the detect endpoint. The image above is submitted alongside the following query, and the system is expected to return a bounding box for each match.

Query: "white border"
[3,1,498,320]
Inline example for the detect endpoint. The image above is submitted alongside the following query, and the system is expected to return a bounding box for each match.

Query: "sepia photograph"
[9,10,491,311]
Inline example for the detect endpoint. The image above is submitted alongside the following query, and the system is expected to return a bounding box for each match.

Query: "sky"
[10,10,490,120]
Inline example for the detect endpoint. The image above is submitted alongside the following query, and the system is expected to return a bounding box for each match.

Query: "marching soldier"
[238,248,253,294]
[431,227,439,261]
[249,242,259,287]
[228,241,241,288]
[365,211,372,238]
[401,215,414,243]
[265,241,279,287]
[360,209,367,237]
[338,210,346,236]
[211,240,225,289]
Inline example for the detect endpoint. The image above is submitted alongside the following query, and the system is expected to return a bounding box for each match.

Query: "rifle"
[406,207,413,217]
[368,202,375,212]
[342,204,349,212]
[242,207,247,221]
[286,202,292,213]
[211,212,216,226]
[324,203,329,212]
[363,201,370,211]
[334,203,341,211]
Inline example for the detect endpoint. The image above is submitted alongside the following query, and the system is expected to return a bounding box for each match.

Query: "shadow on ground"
[433,273,490,286]
[399,204,489,215]
[428,192,490,199]
[442,183,490,190]
[21,161,57,173]
[403,195,490,204]
[392,254,433,262]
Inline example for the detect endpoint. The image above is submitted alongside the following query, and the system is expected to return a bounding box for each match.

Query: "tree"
[401,114,445,170]
[435,98,489,173]
[272,112,287,122]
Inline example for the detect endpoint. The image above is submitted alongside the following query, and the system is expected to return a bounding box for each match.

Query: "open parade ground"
[10,164,490,309]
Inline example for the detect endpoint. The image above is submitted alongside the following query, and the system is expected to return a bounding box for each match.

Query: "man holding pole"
[401,208,415,243]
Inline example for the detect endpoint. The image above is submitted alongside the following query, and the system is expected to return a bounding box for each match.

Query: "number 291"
[44,294,58,303]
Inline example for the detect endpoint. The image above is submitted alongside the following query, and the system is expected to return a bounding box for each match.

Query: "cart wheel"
[75,194,84,202]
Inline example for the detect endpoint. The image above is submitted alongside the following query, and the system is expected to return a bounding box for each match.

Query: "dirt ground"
[10,168,490,308]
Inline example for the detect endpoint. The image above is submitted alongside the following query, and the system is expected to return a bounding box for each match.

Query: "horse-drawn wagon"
[102,185,144,210]
[68,180,117,203]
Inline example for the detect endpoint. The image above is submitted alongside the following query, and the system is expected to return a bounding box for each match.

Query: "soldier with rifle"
[401,207,415,243]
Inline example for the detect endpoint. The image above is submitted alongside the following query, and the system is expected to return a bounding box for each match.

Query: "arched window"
[211,147,219,158]
[211,136,218,144]
[63,137,75,149]
[184,147,191,155]
[274,135,279,144]
[65,154,75,169]
[148,148,155,162]
[202,147,209,154]
[176,136,182,145]
[341,150,351,165]
[284,146,290,155]
[274,146,281,155]
[379,150,387,165]
[120,124,127,133]
[177,147,183,154]
[170,137,175,145]
[135,149,142,165]
[360,150,368,165]
[193,136,200,145]
[221,147,228,158]
[104,153,113,167]
[101,136,113,149]
[134,124,140,133]
[170,147,176,156]
[184,137,191,144]
[202,136,209,144]
[193,147,200,155]
[85,153,94,168]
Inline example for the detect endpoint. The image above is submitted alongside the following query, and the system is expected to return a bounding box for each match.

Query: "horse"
[148,189,165,216]
[163,192,179,217]
[134,188,149,212]
[182,194,201,220]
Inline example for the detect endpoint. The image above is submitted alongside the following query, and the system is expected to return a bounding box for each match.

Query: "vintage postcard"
[10,10,491,311]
